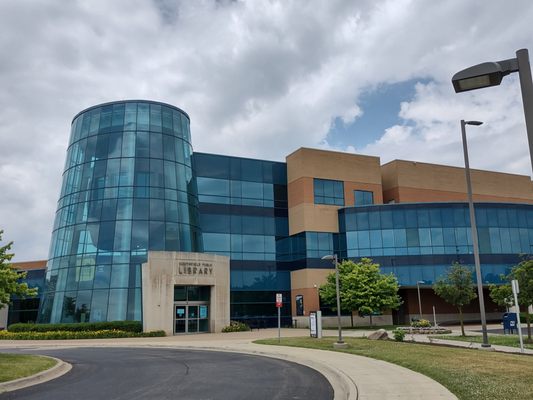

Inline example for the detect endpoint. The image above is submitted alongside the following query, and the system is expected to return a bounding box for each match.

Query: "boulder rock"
[368,329,389,340]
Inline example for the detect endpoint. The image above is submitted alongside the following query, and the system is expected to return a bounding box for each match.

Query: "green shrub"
[8,321,142,333]
[410,319,431,328]
[392,328,405,342]
[0,329,165,340]
[221,321,250,333]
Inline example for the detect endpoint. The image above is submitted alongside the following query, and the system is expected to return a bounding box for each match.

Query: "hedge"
[221,321,250,332]
[7,321,142,333]
[0,329,165,340]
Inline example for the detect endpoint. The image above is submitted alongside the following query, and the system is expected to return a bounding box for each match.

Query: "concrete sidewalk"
[333,323,533,355]
[0,329,457,400]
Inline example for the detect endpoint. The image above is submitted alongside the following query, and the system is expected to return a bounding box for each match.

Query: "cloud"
[0,0,532,259]
[359,78,530,175]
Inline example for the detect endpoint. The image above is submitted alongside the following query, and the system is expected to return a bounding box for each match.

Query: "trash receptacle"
[502,312,518,334]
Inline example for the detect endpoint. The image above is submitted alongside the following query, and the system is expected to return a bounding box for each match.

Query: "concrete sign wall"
[142,251,230,335]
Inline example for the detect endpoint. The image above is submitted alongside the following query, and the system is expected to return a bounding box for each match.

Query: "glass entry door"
[175,306,186,333]
[174,304,209,334]
[173,285,211,334]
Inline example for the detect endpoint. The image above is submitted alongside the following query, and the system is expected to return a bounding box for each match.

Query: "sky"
[1,0,533,261]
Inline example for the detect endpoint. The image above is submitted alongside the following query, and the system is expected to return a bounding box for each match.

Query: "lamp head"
[321,255,334,260]
[452,62,505,93]
[465,120,483,126]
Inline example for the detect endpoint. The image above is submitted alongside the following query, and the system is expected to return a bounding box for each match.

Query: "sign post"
[276,293,282,343]
[309,311,322,338]
[511,279,525,353]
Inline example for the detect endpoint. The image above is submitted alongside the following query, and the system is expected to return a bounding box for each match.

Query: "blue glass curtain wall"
[338,203,533,285]
[194,153,291,325]
[38,101,201,324]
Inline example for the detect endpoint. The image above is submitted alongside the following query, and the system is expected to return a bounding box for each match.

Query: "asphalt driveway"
[0,347,333,400]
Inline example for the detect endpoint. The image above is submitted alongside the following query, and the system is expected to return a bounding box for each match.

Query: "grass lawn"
[0,354,57,383]
[255,336,533,400]
[431,334,533,350]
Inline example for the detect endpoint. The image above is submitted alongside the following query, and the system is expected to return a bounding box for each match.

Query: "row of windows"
[39,288,141,324]
[46,252,148,273]
[46,263,141,292]
[355,190,374,206]
[378,264,510,286]
[57,186,196,212]
[199,195,284,208]
[230,272,290,291]
[346,247,471,258]
[50,221,200,257]
[61,157,194,198]
[314,178,344,206]
[231,302,292,318]
[55,198,194,229]
[346,228,473,250]
[65,131,192,174]
[199,213,288,236]
[275,232,341,261]
[203,233,276,254]
[340,205,533,230]
[71,102,190,145]
[194,153,287,185]
[197,177,285,199]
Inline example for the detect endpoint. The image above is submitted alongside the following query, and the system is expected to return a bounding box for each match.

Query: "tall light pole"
[322,254,346,347]
[313,284,321,310]
[461,119,491,348]
[452,49,533,174]
[416,280,425,320]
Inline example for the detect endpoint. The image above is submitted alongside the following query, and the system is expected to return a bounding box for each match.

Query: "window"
[354,190,373,206]
[314,179,344,206]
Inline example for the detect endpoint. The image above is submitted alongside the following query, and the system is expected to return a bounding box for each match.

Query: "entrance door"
[174,304,209,334]
[175,306,186,333]
[187,305,198,333]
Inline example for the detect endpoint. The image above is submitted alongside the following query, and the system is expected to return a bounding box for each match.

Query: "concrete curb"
[0,356,72,393]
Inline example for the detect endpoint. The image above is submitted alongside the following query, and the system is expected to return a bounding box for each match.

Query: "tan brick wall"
[287,148,383,235]
[286,148,382,184]
[381,160,533,204]
[12,260,47,271]
[290,269,332,316]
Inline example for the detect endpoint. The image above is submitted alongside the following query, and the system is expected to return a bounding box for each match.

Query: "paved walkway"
[331,323,533,355]
[0,329,457,400]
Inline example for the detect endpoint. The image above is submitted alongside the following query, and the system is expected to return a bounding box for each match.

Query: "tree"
[319,258,401,326]
[0,230,38,309]
[433,263,477,336]
[491,260,533,342]
[489,282,513,310]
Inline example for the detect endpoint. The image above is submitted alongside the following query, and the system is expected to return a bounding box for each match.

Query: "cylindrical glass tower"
[38,100,202,323]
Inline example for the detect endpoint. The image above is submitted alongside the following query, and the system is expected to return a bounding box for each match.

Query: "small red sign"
[276,293,283,308]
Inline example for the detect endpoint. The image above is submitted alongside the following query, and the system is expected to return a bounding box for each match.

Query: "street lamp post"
[322,254,346,347]
[416,280,425,320]
[452,49,533,174]
[313,284,320,311]
[460,119,491,348]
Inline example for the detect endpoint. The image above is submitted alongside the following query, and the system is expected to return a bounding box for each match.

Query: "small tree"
[489,281,513,311]
[320,258,401,326]
[433,263,477,336]
[508,260,533,341]
[0,230,38,309]
[489,260,533,342]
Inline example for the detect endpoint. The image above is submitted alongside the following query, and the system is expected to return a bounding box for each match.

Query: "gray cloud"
[1,0,533,260]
